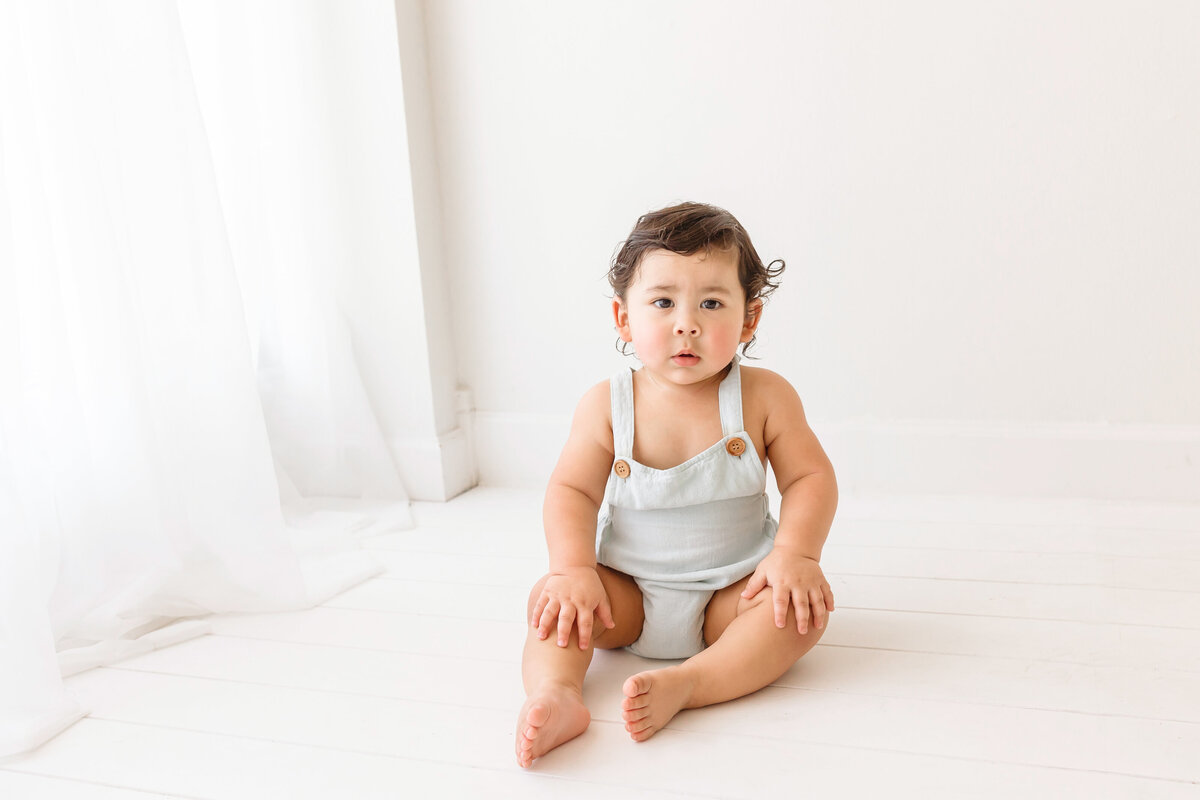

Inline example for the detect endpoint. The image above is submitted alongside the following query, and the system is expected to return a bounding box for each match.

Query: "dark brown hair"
[608,201,785,357]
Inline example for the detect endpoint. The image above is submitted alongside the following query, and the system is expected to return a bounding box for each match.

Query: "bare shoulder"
[571,379,615,453]
[741,365,833,489]
[739,364,813,451]
[740,364,799,398]
[740,365,805,418]
[545,379,617,507]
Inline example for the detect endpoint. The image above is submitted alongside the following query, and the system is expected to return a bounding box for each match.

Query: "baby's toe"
[630,725,656,742]
[626,718,653,733]
[621,694,650,711]
[621,706,650,724]
[525,702,551,730]
[622,673,652,698]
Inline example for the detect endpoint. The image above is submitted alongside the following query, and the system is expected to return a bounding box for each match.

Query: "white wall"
[419,1,1200,501]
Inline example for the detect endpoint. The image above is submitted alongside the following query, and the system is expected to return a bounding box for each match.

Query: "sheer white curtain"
[0,0,413,757]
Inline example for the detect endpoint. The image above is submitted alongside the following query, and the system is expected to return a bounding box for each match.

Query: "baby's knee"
[738,591,829,642]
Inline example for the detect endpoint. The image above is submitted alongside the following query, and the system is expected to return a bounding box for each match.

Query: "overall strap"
[610,367,636,457]
[718,356,745,436]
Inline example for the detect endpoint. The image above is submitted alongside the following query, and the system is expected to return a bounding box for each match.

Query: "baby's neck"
[635,363,730,402]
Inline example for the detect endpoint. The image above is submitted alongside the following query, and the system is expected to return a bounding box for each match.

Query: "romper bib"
[596,356,777,659]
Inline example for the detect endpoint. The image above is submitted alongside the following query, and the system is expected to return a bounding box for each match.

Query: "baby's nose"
[674,315,699,335]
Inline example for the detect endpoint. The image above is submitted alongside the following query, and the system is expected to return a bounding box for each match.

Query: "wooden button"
[725,437,746,457]
[613,459,631,478]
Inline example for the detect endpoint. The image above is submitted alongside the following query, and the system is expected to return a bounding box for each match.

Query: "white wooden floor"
[3,487,1199,799]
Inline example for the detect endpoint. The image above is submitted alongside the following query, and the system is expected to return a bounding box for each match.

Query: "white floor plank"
[840,573,1200,628]
[69,659,1200,784]
[7,719,689,800]
[365,527,546,558]
[371,549,544,587]
[209,607,527,662]
[4,487,1198,798]
[822,543,1198,592]
[105,636,522,713]
[538,718,1197,800]
[57,668,1199,799]
[0,770,187,799]
[769,644,1200,722]
[320,576,529,621]
[821,608,1200,673]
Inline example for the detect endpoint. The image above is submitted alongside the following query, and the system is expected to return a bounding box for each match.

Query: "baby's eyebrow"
[646,284,734,295]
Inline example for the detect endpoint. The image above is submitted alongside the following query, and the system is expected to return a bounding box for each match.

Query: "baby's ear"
[741,299,763,340]
[612,298,633,342]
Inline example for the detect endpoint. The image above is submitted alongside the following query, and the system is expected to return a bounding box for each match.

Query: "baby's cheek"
[640,328,670,353]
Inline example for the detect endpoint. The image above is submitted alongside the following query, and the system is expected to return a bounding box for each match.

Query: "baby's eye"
[700,299,722,310]
[652,298,673,309]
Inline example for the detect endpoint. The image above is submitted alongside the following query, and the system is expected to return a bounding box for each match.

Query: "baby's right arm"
[531,381,616,649]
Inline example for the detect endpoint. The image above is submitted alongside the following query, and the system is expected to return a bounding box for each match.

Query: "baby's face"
[613,247,760,387]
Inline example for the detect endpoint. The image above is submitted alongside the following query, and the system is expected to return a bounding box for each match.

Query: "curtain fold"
[1,0,414,757]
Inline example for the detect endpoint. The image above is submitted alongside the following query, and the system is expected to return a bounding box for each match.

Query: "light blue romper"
[596,356,777,660]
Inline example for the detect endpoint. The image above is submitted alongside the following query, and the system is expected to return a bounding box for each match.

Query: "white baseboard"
[473,412,1200,504]
[392,426,477,502]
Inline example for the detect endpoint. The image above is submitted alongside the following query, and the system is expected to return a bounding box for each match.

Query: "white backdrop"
[418,1,1200,500]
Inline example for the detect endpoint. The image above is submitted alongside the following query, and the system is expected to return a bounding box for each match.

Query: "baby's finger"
[597,596,616,630]
[742,571,768,600]
[822,582,835,613]
[577,610,594,650]
[530,594,548,628]
[792,588,810,634]
[808,587,828,631]
[537,599,559,639]
[773,585,789,629]
[556,606,577,647]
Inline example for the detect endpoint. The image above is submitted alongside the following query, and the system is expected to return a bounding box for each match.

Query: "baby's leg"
[620,574,823,741]
[516,565,643,767]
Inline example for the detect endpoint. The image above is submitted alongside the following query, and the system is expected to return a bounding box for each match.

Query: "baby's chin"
[643,361,732,387]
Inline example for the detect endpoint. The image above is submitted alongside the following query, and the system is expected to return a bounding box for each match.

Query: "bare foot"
[620,667,695,742]
[515,683,591,768]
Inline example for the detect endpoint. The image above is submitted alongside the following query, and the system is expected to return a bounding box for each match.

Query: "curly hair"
[607,201,785,357]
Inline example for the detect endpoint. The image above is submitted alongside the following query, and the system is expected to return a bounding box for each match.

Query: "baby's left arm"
[741,370,838,634]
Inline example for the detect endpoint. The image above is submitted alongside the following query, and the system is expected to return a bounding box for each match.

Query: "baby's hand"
[530,566,615,649]
[741,545,835,634]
